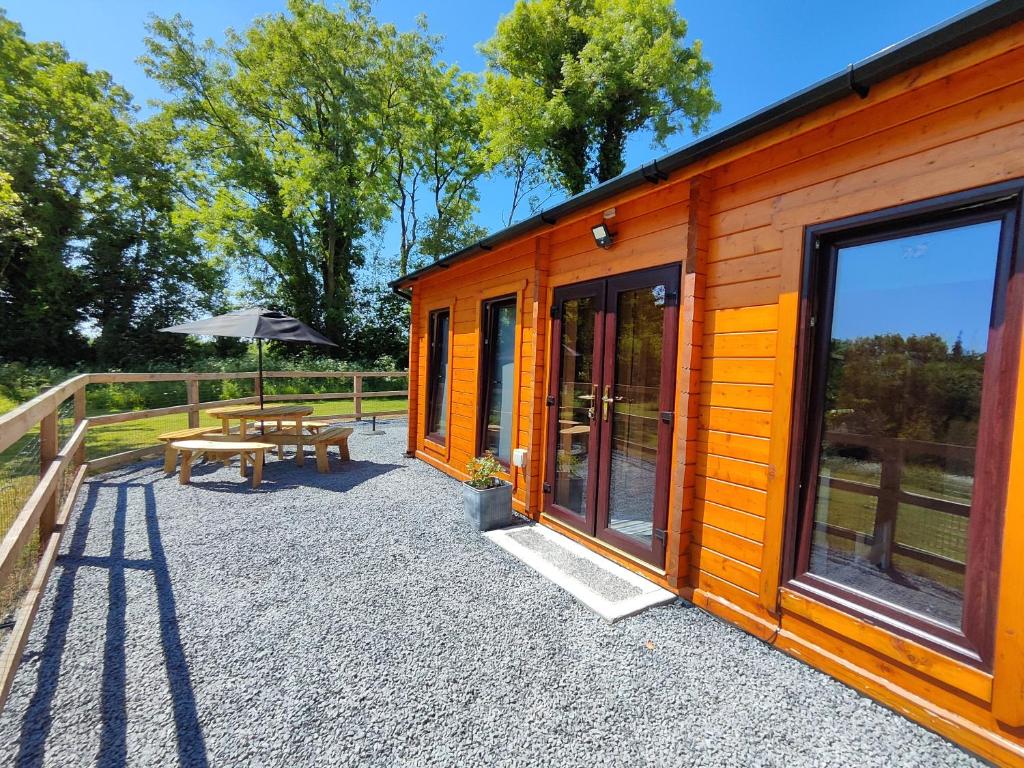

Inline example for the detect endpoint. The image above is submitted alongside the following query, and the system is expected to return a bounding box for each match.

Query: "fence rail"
[818,431,972,575]
[0,369,409,713]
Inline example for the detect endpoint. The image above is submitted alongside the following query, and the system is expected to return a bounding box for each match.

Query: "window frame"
[784,180,1024,669]
[477,294,518,466]
[425,307,452,448]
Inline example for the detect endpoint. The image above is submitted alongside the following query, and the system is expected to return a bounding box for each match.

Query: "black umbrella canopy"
[160,307,337,346]
[160,308,337,409]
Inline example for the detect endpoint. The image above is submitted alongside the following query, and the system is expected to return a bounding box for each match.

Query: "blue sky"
[4,0,985,287]
[832,221,1001,352]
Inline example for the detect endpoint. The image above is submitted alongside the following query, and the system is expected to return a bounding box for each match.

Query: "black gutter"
[391,0,1024,290]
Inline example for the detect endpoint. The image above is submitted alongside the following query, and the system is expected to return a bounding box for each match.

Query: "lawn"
[85,397,409,459]
[816,453,970,592]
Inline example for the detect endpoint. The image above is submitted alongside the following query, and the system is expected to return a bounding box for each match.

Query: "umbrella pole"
[258,338,265,409]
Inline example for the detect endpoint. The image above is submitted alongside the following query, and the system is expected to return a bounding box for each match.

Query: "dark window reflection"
[808,220,1001,628]
[426,310,450,441]
[607,285,665,542]
[481,298,517,462]
[554,296,596,515]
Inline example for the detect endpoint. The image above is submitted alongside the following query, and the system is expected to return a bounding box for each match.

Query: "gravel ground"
[0,421,982,767]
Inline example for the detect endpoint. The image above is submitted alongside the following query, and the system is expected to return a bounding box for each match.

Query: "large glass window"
[425,309,450,445]
[793,189,1022,665]
[479,296,517,463]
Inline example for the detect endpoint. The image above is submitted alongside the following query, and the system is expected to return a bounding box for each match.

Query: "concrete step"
[484,523,677,623]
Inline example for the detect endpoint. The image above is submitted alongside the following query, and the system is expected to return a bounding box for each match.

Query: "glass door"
[545,265,680,569]
[596,266,680,567]
[545,281,605,533]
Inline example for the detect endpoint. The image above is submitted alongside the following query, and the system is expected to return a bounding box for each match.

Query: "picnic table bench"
[157,425,224,473]
[171,439,276,488]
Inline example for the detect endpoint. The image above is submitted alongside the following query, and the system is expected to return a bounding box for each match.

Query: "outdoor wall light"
[591,223,614,249]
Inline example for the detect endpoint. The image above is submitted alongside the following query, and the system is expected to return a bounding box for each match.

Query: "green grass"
[816,455,970,592]
[85,397,408,459]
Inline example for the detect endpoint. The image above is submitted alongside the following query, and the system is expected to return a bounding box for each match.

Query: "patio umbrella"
[160,307,337,408]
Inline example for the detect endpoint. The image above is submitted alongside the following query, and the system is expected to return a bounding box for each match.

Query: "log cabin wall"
[403,19,1024,766]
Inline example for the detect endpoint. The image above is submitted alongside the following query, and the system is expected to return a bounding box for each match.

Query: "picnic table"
[205,404,314,465]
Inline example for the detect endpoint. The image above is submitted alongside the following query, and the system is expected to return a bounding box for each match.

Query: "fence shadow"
[15,477,208,768]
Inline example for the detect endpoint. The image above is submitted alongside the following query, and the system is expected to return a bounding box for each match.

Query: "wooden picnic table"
[205,404,314,466]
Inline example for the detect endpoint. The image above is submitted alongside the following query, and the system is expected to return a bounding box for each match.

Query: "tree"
[0,12,132,364]
[143,0,487,353]
[374,22,487,275]
[0,12,227,367]
[81,119,227,368]
[143,1,389,353]
[480,0,718,197]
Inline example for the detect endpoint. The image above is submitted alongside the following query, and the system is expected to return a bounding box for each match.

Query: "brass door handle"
[602,385,613,421]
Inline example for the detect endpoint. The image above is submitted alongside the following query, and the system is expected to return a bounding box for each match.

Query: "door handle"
[588,383,597,421]
[601,385,614,421]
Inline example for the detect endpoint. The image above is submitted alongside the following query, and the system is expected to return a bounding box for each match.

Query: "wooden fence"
[0,369,408,711]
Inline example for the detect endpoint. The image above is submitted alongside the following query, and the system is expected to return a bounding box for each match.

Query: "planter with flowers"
[463,451,515,531]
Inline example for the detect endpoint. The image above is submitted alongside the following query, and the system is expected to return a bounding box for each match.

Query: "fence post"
[39,407,58,543]
[354,374,363,421]
[253,375,263,405]
[187,376,200,428]
[73,386,86,467]
[869,440,902,570]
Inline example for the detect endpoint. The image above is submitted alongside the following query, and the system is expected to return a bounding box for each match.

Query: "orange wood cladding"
[402,22,1024,766]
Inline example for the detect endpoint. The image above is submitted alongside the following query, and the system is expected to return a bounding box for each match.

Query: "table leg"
[222,418,233,466]
[294,416,304,466]
[163,444,175,473]
[315,442,328,473]
[240,449,247,477]
[275,419,283,458]
[179,450,192,485]
[252,450,264,488]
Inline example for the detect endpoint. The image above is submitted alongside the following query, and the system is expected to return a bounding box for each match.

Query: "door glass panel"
[607,284,666,541]
[482,299,517,462]
[808,221,1001,628]
[554,296,596,515]
[426,310,450,441]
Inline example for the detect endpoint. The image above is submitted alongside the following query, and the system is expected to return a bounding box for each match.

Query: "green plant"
[466,451,502,489]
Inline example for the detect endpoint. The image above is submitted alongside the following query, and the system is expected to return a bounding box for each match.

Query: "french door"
[544,264,680,568]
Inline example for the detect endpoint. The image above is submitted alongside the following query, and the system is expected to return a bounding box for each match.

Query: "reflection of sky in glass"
[832,221,1002,353]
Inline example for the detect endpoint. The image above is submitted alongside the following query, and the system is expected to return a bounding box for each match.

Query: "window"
[790,184,1023,667]
[478,296,517,464]
[425,309,451,445]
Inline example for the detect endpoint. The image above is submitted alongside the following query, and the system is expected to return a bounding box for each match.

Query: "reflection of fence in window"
[817,432,971,588]
[611,384,661,468]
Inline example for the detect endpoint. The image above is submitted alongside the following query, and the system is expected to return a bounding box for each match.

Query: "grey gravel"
[0,421,982,767]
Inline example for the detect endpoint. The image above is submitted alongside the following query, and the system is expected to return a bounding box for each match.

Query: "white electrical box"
[511,448,527,468]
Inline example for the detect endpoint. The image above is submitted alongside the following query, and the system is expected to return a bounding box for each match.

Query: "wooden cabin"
[391,3,1024,764]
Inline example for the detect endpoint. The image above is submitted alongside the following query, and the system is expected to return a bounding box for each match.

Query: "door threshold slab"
[484,523,677,623]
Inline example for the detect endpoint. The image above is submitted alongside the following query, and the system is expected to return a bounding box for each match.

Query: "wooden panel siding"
[399,21,1024,764]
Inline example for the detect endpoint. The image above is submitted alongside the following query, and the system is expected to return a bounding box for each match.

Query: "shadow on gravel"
[16,478,208,768]
[179,458,404,495]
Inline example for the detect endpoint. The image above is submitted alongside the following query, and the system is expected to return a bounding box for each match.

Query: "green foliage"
[466,451,503,489]
[480,0,718,197]
[375,21,488,274]
[0,11,227,368]
[142,0,485,351]
[826,333,985,445]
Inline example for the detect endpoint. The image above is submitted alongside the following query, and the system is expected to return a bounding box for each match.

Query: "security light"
[591,223,614,249]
